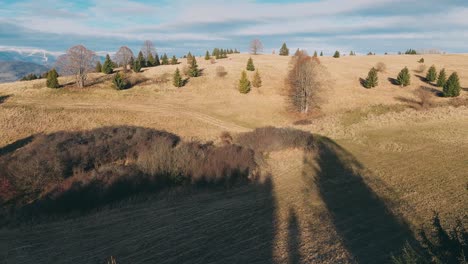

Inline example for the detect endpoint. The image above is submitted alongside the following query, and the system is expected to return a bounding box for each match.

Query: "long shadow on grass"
[309,136,417,263]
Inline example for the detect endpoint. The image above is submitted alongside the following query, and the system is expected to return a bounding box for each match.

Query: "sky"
[0,0,468,57]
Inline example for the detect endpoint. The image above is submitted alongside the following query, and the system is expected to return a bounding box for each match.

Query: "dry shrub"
[216,66,228,77]
[448,97,468,107]
[220,131,233,145]
[153,73,171,85]
[415,64,427,73]
[375,62,387,73]
[235,126,314,152]
[414,88,434,110]
[182,65,190,76]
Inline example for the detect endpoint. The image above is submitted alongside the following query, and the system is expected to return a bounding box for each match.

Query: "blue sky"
[0,0,467,57]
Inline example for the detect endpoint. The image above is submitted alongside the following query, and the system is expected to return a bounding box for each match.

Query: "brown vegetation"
[375,62,387,72]
[55,45,97,88]
[235,127,314,152]
[215,66,228,77]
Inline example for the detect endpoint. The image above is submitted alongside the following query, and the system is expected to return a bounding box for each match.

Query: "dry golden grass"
[1,53,467,263]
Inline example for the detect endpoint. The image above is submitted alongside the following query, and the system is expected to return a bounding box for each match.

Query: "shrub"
[173,68,184,87]
[333,51,340,58]
[418,58,424,63]
[396,67,411,87]
[436,69,447,87]
[425,65,437,82]
[443,72,461,97]
[246,57,255,71]
[375,62,387,73]
[46,68,60,88]
[102,54,113,74]
[252,69,262,88]
[414,88,433,110]
[220,131,233,145]
[364,67,378,88]
[112,72,128,90]
[415,64,427,73]
[215,66,227,77]
[238,70,251,94]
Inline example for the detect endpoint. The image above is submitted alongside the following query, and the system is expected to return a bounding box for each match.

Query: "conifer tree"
[320,51,323,56]
[313,51,318,57]
[171,55,178,65]
[102,54,113,74]
[443,72,461,97]
[147,52,155,67]
[246,57,255,71]
[187,52,193,65]
[161,53,169,65]
[188,56,199,77]
[133,59,142,73]
[364,67,378,88]
[154,53,160,66]
[46,68,60,88]
[279,43,289,56]
[113,72,128,90]
[252,69,262,88]
[238,70,251,94]
[137,51,146,67]
[173,68,183,87]
[205,50,210,60]
[426,65,437,82]
[333,51,340,58]
[129,56,135,71]
[436,69,447,87]
[95,61,102,72]
[396,67,411,87]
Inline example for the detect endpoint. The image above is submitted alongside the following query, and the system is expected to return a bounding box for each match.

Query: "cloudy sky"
[0,0,467,57]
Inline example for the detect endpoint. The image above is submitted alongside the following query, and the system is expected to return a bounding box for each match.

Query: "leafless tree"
[55,45,97,88]
[141,40,156,60]
[114,46,134,72]
[250,39,264,55]
[285,50,328,113]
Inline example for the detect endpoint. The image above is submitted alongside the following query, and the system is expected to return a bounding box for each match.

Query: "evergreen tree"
[205,50,210,60]
[113,72,128,90]
[154,53,160,66]
[129,56,135,71]
[313,51,318,57]
[173,68,184,87]
[246,57,255,71]
[222,49,227,58]
[46,68,60,88]
[95,61,102,72]
[188,56,199,77]
[396,67,411,87]
[137,51,146,67]
[426,65,437,82]
[161,53,169,65]
[436,68,447,87]
[252,69,262,88]
[279,43,289,56]
[102,54,113,74]
[443,72,461,97]
[364,67,378,88]
[171,55,178,65]
[187,52,194,64]
[238,70,251,94]
[333,51,340,58]
[320,51,323,56]
[147,52,155,67]
[418,58,425,63]
[133,59,142,72]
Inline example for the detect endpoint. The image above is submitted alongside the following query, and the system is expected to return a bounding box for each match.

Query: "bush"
[238,70,251,94]
[173,68,184,87]
[216,66,227,77]
[252,69,262,88]
[235,127,314,152]
[375,62,387,73]
[364,67,378,88]
[396,67,411,87]
[414,88,433,110]
[418,58,424,63]
[333,51,340,58]
[46,68,60,88]
[246,57,255,71]
[415,64,427,74]
[443,72,461,97]
[436,69,447,87]
[112,72,128,90]
[425,65,437,82]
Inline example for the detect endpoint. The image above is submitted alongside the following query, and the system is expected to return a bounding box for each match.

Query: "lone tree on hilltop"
[56,45,97,88]
[101,54,113,74]
[250,39,264,55]
[396,67,411,87]
[426,65,437,82]
[436,69,447,87]
[443,72,461,97]
[364,67,378,88]
[115,46,134,72]
[46,68,60,88]
[279,43,289,56]
[238,70,251,94]
[246,57,255,71]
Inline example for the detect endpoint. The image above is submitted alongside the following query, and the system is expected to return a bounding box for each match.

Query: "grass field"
[1,53,467,263]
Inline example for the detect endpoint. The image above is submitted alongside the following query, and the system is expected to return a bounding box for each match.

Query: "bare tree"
[56,45,97,88]
[250,39,264,55]
[141,40,156,60]
[114,46,134,72]
[285,50,328,113]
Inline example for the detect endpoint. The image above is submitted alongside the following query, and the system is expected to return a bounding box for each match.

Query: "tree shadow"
[310,136,418,263]
[388,77,399,86]
[0,135,34,156]
[0,94,11,104]
[359,78,367,88]
[394,96,421,110]
[287,208,302,264]
[415,74,428,83]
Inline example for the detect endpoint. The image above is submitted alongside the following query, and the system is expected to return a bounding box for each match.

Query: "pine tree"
[154,53,160,66]
[102,54,113,74]
[320,51,323,56]
[161,53,169,65]
[313,51,318,57]
[46,68,59,88]
[443,72,461,97]
[279,43,289,56]
[246,57,255,71]
[133,59,142,73]
[436,69,447,87]
[396,67,411,87]
[173,68,184,87]
[333,51,340,58]
[364,67,378,88]
[113,72,128,90]
[187,52,194,64]
[95,61,102,72]
[129,56,135,71]
[238,70,251,94]
[171,55,178,65]
[147,52,155,67]
[205,51,210,60]
[137,51,146,67]
[252,69,262,88]
[426,65,437,82]
[188,56,199,77]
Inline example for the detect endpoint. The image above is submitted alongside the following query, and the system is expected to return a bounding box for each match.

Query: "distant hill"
[0,61,49,83]
[0,50,57,66]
